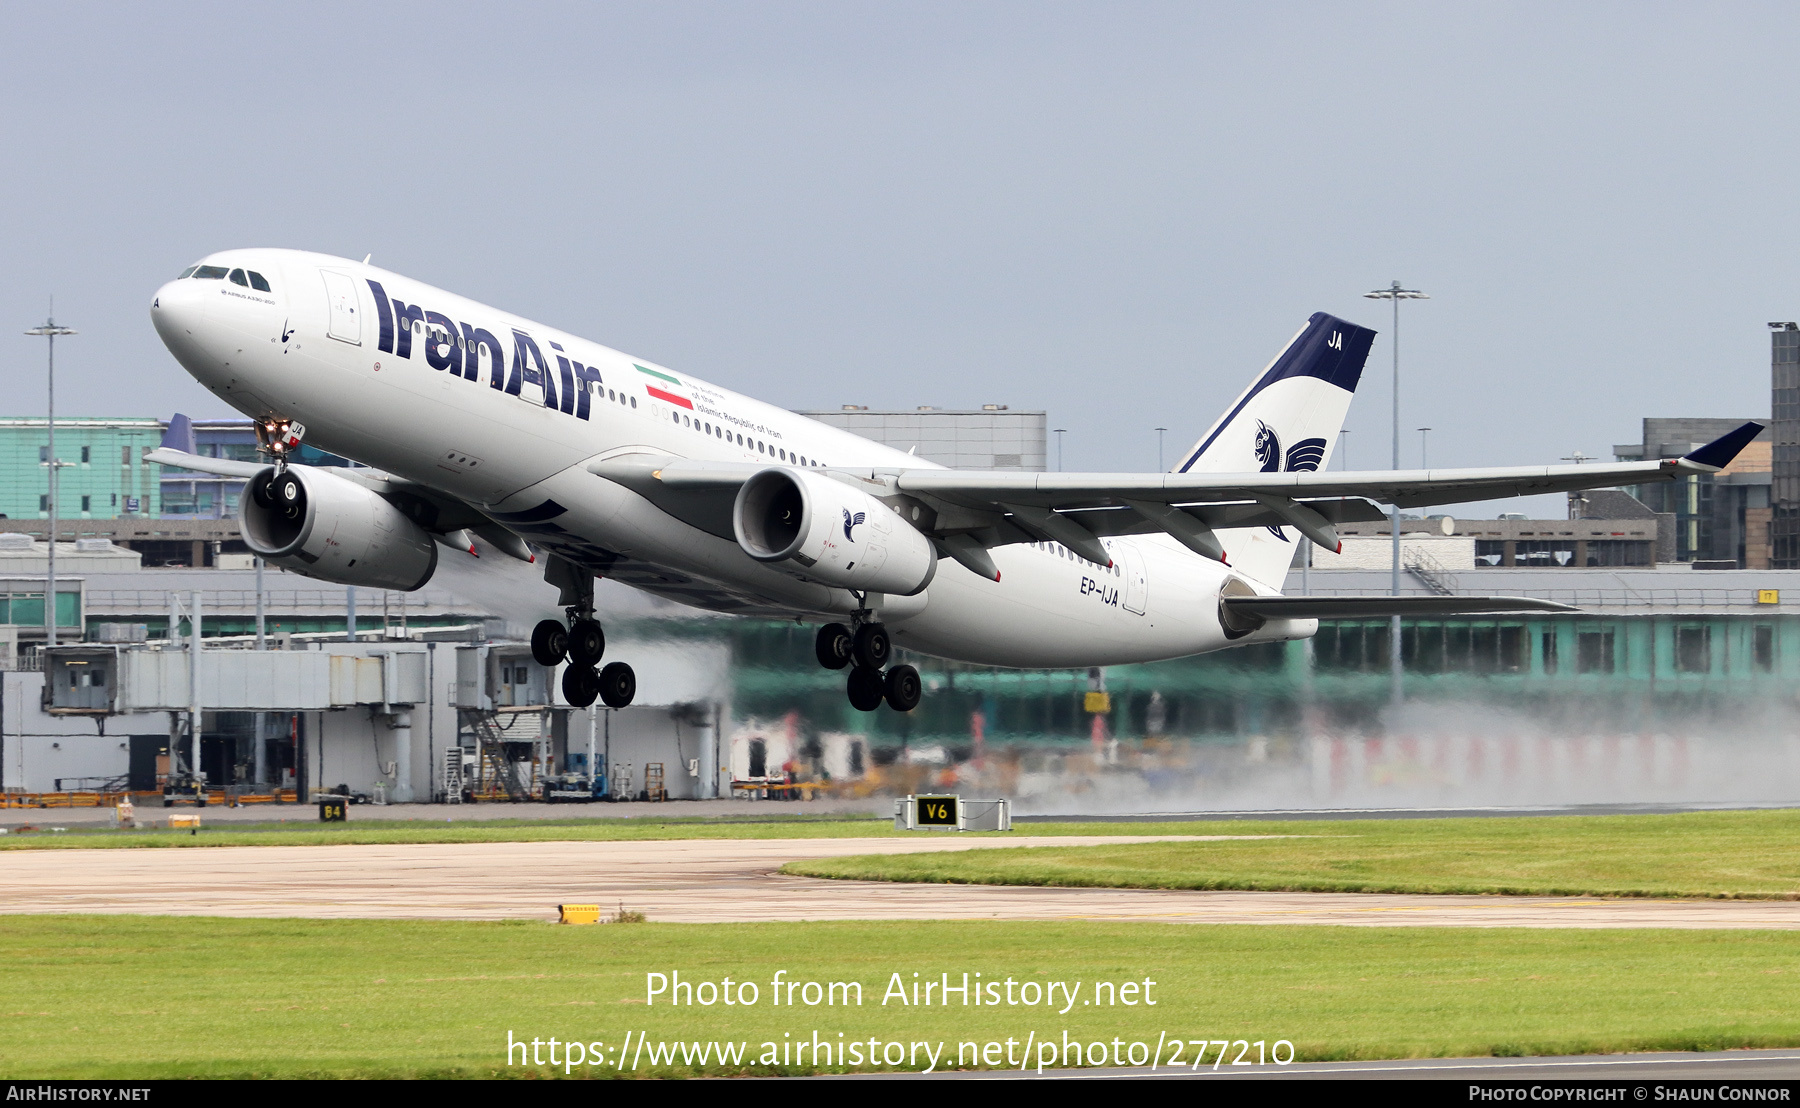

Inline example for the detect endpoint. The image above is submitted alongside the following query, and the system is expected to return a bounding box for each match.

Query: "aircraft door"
[321,270,361,345]
[1116,540,1148,615]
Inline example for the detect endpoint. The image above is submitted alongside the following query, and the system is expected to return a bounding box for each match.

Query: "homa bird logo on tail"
[843,509,865,542]
[1254,421,1329,540]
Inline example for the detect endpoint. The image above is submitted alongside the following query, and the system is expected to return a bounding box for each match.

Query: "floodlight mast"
[1362,281,1429,706]
[25,311,76,651]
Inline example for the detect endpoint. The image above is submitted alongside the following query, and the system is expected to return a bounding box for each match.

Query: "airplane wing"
[143,447,267,478]
[893,419,1763,510]
[591,421,1762,574]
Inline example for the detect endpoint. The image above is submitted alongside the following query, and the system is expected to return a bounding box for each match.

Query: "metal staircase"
[458,709,531,800]
[441,747,464,804]
[1403,544,1458,596]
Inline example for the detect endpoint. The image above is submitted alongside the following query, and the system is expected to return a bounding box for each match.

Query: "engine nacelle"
[240,466,438,591]
[733,468,937,596]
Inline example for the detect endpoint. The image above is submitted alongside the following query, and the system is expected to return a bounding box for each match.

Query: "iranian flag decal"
[636,364,693,409]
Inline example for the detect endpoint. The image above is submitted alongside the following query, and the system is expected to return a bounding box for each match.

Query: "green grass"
[0,813,1218,850]
[785,809,1800,900]
[6,915,1800,1077]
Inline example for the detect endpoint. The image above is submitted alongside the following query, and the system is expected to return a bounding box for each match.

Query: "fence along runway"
[8,836,1800,927]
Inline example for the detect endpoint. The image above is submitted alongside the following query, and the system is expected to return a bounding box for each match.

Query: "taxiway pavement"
[7,836,1800,928]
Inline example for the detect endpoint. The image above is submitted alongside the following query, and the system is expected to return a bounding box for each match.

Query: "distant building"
[0,417,165,521]
[1615,417,1771,568]
[1774,323,1800,568]
[796,405,1047,470]
[1331,511,1661,569]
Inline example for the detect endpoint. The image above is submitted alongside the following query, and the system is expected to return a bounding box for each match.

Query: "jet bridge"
[43,643,429,715]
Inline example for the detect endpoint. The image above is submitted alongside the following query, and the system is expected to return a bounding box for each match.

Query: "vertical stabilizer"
[1175,312,1376,589]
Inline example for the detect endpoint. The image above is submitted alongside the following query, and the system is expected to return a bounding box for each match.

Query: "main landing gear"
[534,616,635,709]
[816,621,920,713]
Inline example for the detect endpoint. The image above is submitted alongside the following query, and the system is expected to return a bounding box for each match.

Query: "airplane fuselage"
[152,249,1306,668]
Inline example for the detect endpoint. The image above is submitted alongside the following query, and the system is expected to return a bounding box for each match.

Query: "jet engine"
[733,468,937,595]
[239,466,438,591]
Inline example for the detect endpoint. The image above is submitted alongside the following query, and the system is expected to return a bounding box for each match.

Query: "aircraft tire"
[815,623,852,669]
[531,619,569,666]
[599,662,637,709]
[846,666,884,712]
[274,472,306,522]
[883,664,921,712]
[568,619,606,665]
[250,471,278,509]
[562,664,599,708]
[852,623,891,671]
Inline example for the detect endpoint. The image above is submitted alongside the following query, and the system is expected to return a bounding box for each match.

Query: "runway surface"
[8,836,1800,927]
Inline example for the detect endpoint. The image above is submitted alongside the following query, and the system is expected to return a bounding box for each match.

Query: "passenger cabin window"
[193,265,229,280]
[229,268,249,286]
[248,271,271,292]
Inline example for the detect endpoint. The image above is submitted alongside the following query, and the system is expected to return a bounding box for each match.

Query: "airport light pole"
[1155,427,1168,472]
[26,311,75,649]
[1053,429,1067,472]
[1363,281,1430,707]
[1418,427,1432,468]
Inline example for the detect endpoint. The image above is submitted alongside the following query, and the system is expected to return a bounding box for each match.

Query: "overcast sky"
[4,1,1794,516]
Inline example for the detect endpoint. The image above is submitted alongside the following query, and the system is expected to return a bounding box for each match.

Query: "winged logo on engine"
[843,509,866,542]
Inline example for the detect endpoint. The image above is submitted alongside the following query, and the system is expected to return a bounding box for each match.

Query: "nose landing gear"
[817,620,919,713]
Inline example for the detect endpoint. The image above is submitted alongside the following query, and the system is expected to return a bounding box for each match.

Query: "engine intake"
[240,466,438,591]
[733,468,937,596]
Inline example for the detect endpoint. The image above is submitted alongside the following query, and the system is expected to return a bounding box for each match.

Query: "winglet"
[1682,421,1765,470]
[160,413,196,455]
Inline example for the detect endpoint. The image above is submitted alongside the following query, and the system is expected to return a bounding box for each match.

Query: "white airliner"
[146,250,1760,712]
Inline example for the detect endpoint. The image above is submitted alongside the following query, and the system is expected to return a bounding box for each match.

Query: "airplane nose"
[151,278,208,335]
[151,277,220,365]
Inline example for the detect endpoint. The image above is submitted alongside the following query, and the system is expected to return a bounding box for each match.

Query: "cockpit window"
[193,265,229,279]
[178,266,198,279]
[229,268,249,287]
[247,271,272,292]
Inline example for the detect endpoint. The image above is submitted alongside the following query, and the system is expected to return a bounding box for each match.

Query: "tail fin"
[1175,312,1376,589]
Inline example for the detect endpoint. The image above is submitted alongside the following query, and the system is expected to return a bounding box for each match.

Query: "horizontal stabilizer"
[1225,595,1577,620]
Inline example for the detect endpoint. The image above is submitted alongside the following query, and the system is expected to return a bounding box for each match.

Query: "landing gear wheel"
[599,662,637,709]
[846,666,884,712]
[883,664,921,712]
[274,472,305,521]
[815,623,852,670]
[562,664,600,708]
[852,622,891,671]
[250,471,277,509]
[568,619,606,665]
[531,619,568,666]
